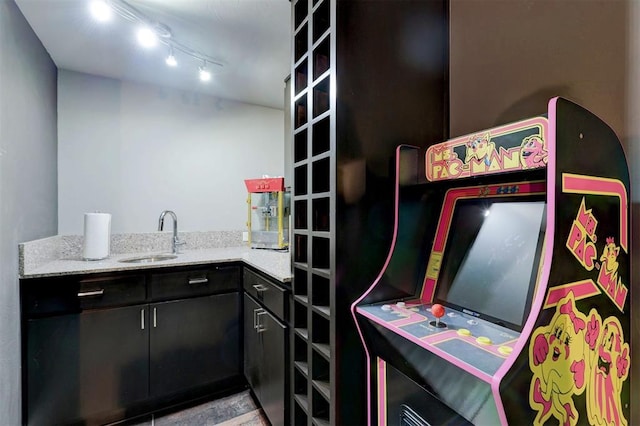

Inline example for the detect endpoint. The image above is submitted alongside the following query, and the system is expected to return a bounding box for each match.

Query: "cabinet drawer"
[23,274,146,317]
[243,268,287,320]
[150,265,240,300]
[76,275,146,309]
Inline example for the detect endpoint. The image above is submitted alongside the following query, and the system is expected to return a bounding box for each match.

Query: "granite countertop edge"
[20,246,292,283]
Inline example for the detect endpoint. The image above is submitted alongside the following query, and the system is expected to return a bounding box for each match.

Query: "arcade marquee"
[351,98,631,425]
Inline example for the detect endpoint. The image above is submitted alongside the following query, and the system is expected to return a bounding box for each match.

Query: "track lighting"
[89,0,223,80]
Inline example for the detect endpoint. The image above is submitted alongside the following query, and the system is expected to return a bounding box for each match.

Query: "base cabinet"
[243,268,289,426]
[27,305,149,425]
[22,265,242,426]
[150,293,240,397]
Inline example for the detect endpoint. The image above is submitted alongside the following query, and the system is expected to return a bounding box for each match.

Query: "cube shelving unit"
[289,1,448,424]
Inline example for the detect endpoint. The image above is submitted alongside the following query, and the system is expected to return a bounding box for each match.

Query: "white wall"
[0,1,58,423]
[58,70,285,234]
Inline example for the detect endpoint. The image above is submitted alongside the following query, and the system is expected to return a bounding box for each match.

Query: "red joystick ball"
[430,304,447,328]
[432,304,445,319]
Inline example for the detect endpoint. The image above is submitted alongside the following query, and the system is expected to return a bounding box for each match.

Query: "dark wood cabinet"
[22,264,242,426]
[257,305,287,425]
[243,269,289,426]
[244,267,288,319]
[244,294,261,393]
[150,293,240,397]
[149,265,240,300]
[27,305,148,425]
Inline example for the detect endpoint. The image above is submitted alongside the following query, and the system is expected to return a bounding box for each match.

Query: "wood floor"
[128,390,270,426]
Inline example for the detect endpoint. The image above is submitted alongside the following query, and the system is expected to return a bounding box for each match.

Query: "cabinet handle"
[77,289,104,297]
[253,308,265,330]
[188,277,209,285]
[252,284,268,292]
[141,309,145,330]
[153,307,157,328]
[256,310,268,333]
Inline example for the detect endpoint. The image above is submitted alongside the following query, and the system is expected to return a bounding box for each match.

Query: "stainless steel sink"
[118,254,178,264]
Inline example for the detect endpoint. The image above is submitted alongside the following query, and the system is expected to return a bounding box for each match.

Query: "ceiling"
[14,0,292,110]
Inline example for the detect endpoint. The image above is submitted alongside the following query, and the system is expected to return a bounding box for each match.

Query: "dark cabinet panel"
[150,265,240,300]
[244,290,288,426]
[257,306,287,426]
[150,293,241,397]
[24,273,146,317]
[243,268,288,319]
[244,294,261,391]
[27,305,148,425]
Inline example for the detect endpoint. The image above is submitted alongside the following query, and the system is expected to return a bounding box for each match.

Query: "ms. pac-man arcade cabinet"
[352,98,631,425]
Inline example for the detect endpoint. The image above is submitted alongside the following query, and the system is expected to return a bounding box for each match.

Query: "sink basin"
[118,254,178,264]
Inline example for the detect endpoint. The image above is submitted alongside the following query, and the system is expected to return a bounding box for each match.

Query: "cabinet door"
[243,293,261,391]
[244,292,288,426]
[27,305,149,425]
[258,308,287,426]
[149,293,241,397]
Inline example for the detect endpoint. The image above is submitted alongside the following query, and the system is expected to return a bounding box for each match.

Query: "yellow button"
[476,336,492,345]
[457,328,471,336]
[498,345,513,355]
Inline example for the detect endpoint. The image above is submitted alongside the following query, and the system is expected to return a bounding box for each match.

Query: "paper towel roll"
[83,213,111,260]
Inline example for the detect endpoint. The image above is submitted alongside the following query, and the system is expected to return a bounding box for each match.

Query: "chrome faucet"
[158,210,185,254]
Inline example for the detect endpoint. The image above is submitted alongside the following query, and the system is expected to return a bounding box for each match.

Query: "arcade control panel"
[357,301,520,377]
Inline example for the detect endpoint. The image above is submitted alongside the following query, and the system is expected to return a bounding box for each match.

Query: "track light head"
[89,0,112,22]
[136,26,158,48]
[199,63,211,82]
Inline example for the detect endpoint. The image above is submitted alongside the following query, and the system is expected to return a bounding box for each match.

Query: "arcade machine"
[352,98,631,425]
[244,176,290,250]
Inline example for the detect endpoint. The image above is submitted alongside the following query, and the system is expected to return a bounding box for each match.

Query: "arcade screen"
[435,197,546,331]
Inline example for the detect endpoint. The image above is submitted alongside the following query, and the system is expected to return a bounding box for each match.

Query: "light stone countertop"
[20,245,292,283]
